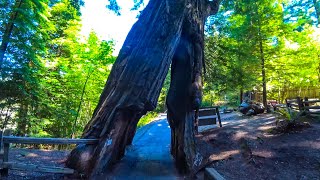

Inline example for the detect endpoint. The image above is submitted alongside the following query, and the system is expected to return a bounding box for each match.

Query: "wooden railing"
[285,97,320,115]
[0,131,98,177]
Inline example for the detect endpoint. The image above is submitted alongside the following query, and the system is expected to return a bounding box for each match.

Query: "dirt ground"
[2,148,69,179]
[200,113,320,180]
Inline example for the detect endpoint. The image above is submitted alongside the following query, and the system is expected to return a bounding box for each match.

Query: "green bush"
[137,112,158,128]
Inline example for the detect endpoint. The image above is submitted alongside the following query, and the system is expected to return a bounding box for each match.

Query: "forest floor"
[200,112,320,180]
[2,112,320,179]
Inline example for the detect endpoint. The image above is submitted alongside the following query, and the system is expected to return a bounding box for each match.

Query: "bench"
[195,106,222,133]
[0,133,98,177]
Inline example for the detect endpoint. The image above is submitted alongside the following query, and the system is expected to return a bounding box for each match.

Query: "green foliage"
[137,112,158,128]
[276,108,293,121]
[205,0,320,105]
[155,72,170,112]
[0,0,52,134]
[0,0,115,138]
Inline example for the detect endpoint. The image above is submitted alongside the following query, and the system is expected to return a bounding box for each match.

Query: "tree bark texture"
[166,0,215,174]
[66,0,221,178]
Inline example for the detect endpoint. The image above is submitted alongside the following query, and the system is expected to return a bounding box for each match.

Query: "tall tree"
[37,0,115,138]
[66,0,222,177]
[0,0,51,134]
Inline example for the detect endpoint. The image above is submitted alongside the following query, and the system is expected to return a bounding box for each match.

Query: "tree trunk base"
[66,109,141,178]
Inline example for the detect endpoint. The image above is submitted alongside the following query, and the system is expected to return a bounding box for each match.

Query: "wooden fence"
[248,88,320,104]
[285,97,320,115]
[0,130,98,177]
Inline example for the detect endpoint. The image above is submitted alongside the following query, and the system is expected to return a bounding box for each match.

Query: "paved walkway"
[104,112,240,179]
[105,114,182,179]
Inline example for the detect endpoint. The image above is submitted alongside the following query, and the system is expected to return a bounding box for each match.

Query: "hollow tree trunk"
[66,0,221,178]
[66,0,187,177]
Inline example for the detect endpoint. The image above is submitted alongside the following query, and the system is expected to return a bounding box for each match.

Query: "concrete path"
[105,114,182,179]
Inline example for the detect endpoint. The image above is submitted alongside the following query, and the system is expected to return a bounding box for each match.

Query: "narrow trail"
[103,115,183,179]
[102,112,240,179]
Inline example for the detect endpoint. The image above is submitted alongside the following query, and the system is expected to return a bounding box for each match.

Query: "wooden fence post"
[296,97,303,112]
[216,107,222,127]
[1,142,9,176]
[0,131,2,153]
[285,98,291,110]
[304,97,309,112]
[0,129,11,177]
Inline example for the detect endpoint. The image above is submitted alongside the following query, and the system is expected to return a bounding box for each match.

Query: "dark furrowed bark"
[166,0,221,175]
[66,0,187,178]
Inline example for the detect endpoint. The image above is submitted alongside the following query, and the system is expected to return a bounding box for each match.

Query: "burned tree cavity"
[65,0,221,178]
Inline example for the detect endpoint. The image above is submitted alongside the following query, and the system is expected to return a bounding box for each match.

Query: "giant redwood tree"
[66,0,222,178]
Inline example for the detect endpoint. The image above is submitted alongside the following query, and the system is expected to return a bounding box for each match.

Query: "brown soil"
[199,113,320,180]
[2,148,69,180]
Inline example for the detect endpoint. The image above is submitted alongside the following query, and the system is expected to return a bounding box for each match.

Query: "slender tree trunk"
[17,103,28,136]
[317,54,320,82]
[258,27,267,109]
[66,0,221,178]
[71,70,93,138]
[0,0,23,69]
[313,0,320,25]
[240,88,243,103]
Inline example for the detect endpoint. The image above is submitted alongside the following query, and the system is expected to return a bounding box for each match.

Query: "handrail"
[2,136,98,145]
